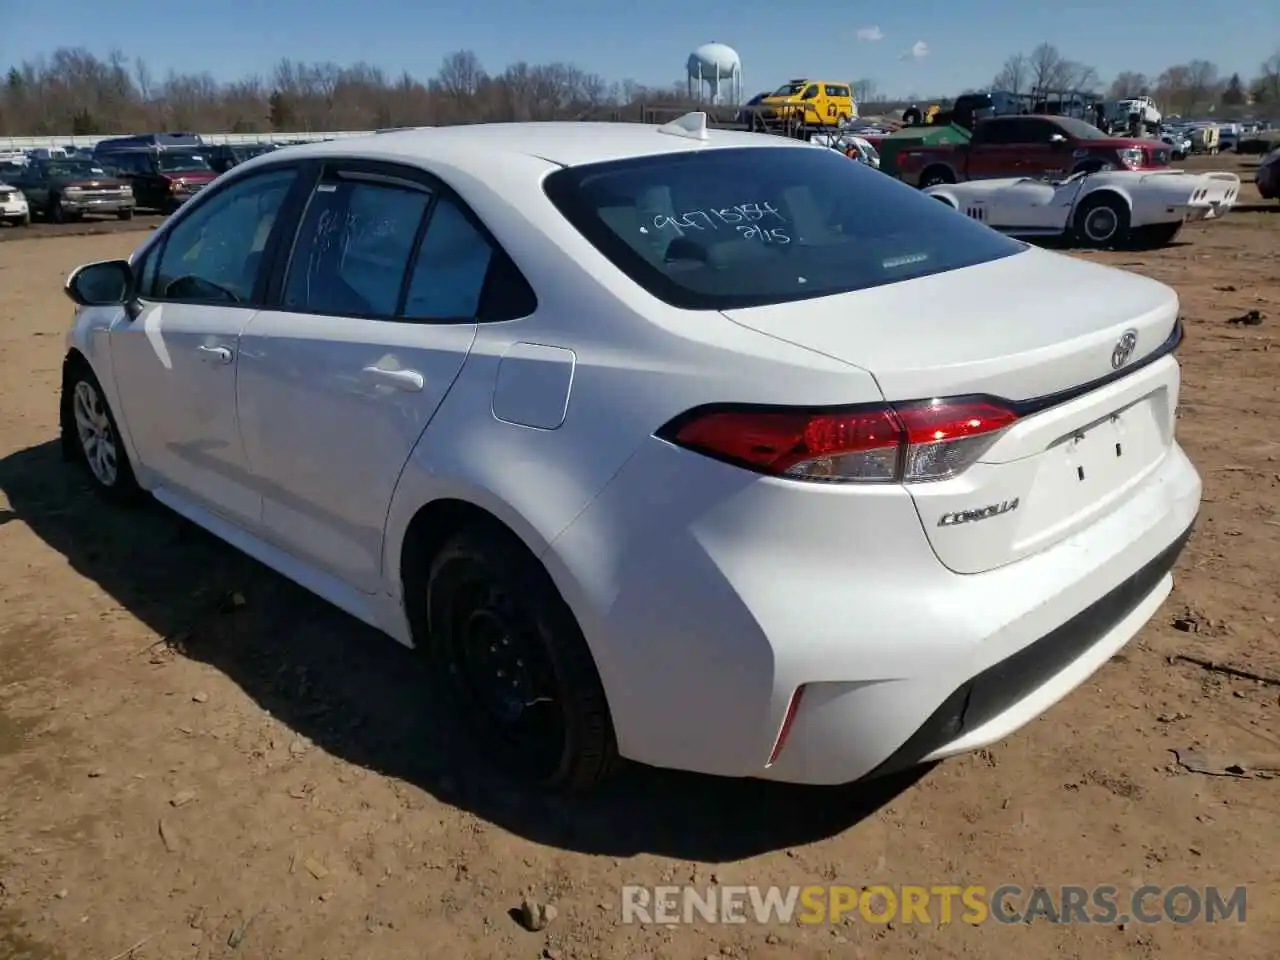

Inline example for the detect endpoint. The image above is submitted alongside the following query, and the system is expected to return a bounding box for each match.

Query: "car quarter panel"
[378,146,891,613]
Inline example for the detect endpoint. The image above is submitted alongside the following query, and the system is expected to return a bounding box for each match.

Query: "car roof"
[270,121,803,169]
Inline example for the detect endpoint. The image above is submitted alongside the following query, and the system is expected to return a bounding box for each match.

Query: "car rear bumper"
[546,434,1201,785]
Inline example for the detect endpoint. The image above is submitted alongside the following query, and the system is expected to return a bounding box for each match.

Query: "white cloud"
[855,26,884,41]
[899,40,929,60]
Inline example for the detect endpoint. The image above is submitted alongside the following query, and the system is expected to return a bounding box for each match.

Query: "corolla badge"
[938,498,1020,527]
[1111,329,1138,369]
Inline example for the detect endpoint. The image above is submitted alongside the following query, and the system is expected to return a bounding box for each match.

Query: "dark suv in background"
[93,136,216,213]
[97,148,217,212]
[203,143,278,174]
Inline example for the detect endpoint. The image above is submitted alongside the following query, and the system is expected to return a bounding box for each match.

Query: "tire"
[425,524,617,791]
[16,214,30,227]
[918,166,954,189]
[117,209,134,221]
[1126,221,1182,250]
[1073,194,1131,249]
[59,358,143,503]
[50,197,65,223]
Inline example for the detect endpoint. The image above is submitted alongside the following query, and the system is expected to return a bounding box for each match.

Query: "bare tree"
[133,57,152,102]
[1184,60,1221,112]
[1155,64,1193,114]
[992,54,1028,94]
[1027,43,1068,93]
[1108,72,1148,99]
[1252,50,1280,104]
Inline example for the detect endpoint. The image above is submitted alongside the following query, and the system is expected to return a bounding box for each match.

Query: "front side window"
[544,146,1026,311]
[283,178,431,317]
[152,167,297,303]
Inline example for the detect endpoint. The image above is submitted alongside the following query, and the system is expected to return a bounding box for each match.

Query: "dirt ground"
[1,208,1278,960]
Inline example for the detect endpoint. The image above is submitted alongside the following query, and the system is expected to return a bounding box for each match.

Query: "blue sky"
[4,0,1276,99]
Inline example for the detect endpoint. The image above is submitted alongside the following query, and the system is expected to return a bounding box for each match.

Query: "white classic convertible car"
[924,169,1241,249]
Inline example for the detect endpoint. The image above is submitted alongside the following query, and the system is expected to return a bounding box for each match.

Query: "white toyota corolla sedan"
[61,113,1201,790]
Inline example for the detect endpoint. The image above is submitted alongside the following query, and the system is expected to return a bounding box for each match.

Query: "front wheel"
[116,209,134,221]
[60,360,143,502]
[1073,194,1131,249]
[425,525,617,791]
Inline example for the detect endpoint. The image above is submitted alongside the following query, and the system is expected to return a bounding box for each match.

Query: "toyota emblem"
[1111,329,1138,369]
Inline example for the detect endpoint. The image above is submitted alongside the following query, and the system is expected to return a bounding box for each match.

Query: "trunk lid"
[721,248,1183,573]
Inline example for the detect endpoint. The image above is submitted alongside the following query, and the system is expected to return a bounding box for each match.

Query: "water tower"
[686,42,742,105]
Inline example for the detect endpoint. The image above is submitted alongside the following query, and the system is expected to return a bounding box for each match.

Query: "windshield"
[1052,117,1110,139]
[158,151,211,173]
[45,160,108,179]
[770,82,805,97]
[543,146,1026,311]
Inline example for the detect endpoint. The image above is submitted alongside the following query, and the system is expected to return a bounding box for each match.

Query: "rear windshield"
[543,146,1026,310]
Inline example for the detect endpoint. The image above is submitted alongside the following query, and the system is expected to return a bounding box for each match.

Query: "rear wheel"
[425,524,617,791]
[918,166,954,189]
[1073,194,1130,248]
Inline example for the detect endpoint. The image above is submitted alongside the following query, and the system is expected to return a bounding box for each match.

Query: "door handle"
[362,365,424,391]
[197,345,233,364]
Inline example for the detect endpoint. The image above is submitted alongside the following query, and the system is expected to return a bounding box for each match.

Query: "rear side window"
[403,196,493,319]
[543,146,1025,311]
[283,179,431,317]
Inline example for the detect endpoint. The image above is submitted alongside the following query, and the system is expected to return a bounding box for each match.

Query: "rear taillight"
[658,399,1018,484]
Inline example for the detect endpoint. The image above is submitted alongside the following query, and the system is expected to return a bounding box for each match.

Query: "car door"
[986,179,1064,232]
[108,164,307,529]
[235,161,511,593]
[1019,118,1071,178]
[15,162,50,212]
[965,120,1024,180]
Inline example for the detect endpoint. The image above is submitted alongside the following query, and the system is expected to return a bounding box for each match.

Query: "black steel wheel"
[426,525,616,790]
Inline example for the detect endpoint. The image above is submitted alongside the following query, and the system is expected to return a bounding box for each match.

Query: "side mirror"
[65,259,135,307]
[1049,133,1069,145]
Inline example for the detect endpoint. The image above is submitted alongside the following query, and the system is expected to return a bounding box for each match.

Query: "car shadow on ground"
[0,439,927,861]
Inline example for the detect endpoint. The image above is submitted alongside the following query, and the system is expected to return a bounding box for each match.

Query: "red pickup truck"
[896,115,1172,188]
